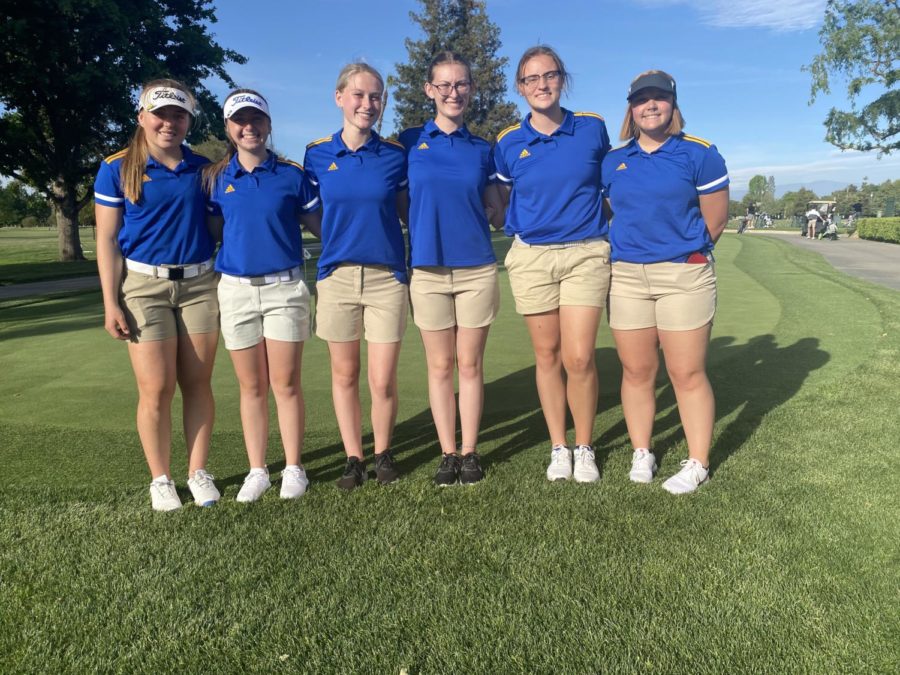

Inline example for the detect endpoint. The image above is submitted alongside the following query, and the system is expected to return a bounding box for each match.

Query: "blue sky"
[206,0,899,192]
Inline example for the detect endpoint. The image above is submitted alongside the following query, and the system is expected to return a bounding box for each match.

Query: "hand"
[104,306,131,340]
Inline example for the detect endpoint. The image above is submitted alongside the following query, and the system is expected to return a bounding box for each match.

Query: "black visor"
[627,73,676,101]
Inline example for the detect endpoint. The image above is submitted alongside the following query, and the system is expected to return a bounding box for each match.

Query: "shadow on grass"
[598,334,830,473]
[0,291,102,339]
[0,260,98,286]
[204,333,830,489]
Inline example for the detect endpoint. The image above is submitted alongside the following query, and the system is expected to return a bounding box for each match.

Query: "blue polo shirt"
[399,120,496,268]
[493,109,610,244]
[208,151,320,276]
[303,130,408,283]
[601,133,729,263]
[94,145,214,265]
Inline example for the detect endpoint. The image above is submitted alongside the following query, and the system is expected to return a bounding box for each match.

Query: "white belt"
[514,234,607,249]
[125,258,213,280]
[222,266,302,286]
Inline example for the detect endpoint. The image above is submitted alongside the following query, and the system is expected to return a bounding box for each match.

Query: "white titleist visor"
[223,93,270,120]
[139,87,194,114]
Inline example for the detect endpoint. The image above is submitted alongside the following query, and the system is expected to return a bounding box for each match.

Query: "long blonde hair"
[120,78,197,203]
[201,88,269,195]
[618,69,685,142]
[335,62,384,93]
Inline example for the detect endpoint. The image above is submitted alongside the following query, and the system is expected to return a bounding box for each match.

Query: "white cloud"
[729,151,900,188]
[634,0,825,32]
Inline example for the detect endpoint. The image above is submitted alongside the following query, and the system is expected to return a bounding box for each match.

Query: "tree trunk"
[52,179,85,261]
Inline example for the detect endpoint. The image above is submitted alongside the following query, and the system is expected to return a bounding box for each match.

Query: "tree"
[0,1,245,261]
[778,188,820,218]
[805,0,900,154]
[0,181,52,227]
[389,0,519,141]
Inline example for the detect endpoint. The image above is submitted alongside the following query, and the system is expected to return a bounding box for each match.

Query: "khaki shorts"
[410,263,499,330]
[504,238,611,315]
[120,267,219,342]
[315,264,408,343]
[609,260,716,331]
[218,274,311,350]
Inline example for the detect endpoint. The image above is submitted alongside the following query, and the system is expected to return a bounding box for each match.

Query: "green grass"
[1,235,898,672]
[0,228,98,285]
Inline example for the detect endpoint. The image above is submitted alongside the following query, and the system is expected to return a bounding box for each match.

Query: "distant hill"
[731,180,850,201]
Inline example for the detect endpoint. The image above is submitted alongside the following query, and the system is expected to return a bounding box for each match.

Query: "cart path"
[744,230,900,292]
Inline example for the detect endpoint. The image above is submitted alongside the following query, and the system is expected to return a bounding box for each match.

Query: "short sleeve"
[486,145,499,185]
[695,145,729,194]
[493,142,512,184]
[298,170,321,213]
[94,161,125,208]
[396,152,409,192]
[302,147,319,188]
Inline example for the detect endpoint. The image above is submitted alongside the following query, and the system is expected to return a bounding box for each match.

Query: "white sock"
[248,467,267,476]
[284,464,300,472]
[152,474,170,484]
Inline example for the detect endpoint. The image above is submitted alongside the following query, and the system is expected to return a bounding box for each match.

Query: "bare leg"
[229,341,270,468]
[266,338,305,466]
[128,337,178,478]
[367,341,403,454]
[612,327,660,450]
[559,306,601,446]
[659,324,714,465]
[328,340,363,459]
[456,326,490,454]
[176,331,218,476]
[420,327,458,454]
[524,311,567,446]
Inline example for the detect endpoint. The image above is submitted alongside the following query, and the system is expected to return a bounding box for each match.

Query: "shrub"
[856,217,900,244]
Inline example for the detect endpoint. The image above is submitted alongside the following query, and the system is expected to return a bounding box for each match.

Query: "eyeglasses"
[429,81,472,95]
[519,70,562,88]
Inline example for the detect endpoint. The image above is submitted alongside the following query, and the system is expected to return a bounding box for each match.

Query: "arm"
[395,190,410,227]
[700,188,730,243]
[602,197,614,223]
[95,204,130,340]
[207,214,224,244]
[483,183,507,230]
[299,207,322,239]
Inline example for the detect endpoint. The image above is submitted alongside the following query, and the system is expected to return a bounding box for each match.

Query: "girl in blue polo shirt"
[494,45,611,485]
[94,78,220,512]
[601,70,730,494]
[204,89,321,503]
[398,51,505,487]
[303,63,408,491]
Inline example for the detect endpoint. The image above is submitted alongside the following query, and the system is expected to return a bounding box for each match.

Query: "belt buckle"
[166,267,185,281]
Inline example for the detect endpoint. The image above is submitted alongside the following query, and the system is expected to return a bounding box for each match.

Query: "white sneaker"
[629,449,657,484]
[572,445,600,483]
[150,479,182,512]
[546,444,572,482]
[280,465,309,499]
[187,469,220,507]
[662,459,709,495]
[236,469,271,503]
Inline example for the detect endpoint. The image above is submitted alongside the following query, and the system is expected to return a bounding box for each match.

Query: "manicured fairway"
[0,235,897,673]
[0,228,97,285]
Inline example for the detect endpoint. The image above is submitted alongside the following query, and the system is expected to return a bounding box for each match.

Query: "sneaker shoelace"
[575,446,595,463]
[679,459,706,480]
[460,454,479,470]
[550,446,569,464]
[192,471,215,488]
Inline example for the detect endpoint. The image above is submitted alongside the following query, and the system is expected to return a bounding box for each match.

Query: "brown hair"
[121,78,197,203]
[427,50,472,84]
[515,45,571,95]
[618,69,685,142]
[202,88,269,195]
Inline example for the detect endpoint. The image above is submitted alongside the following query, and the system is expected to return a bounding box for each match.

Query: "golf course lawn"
[0,234,897,672]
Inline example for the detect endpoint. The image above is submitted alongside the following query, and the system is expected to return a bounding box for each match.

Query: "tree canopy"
[0,0,245,260]
[389,0,519,141]
[805,0,900,154]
